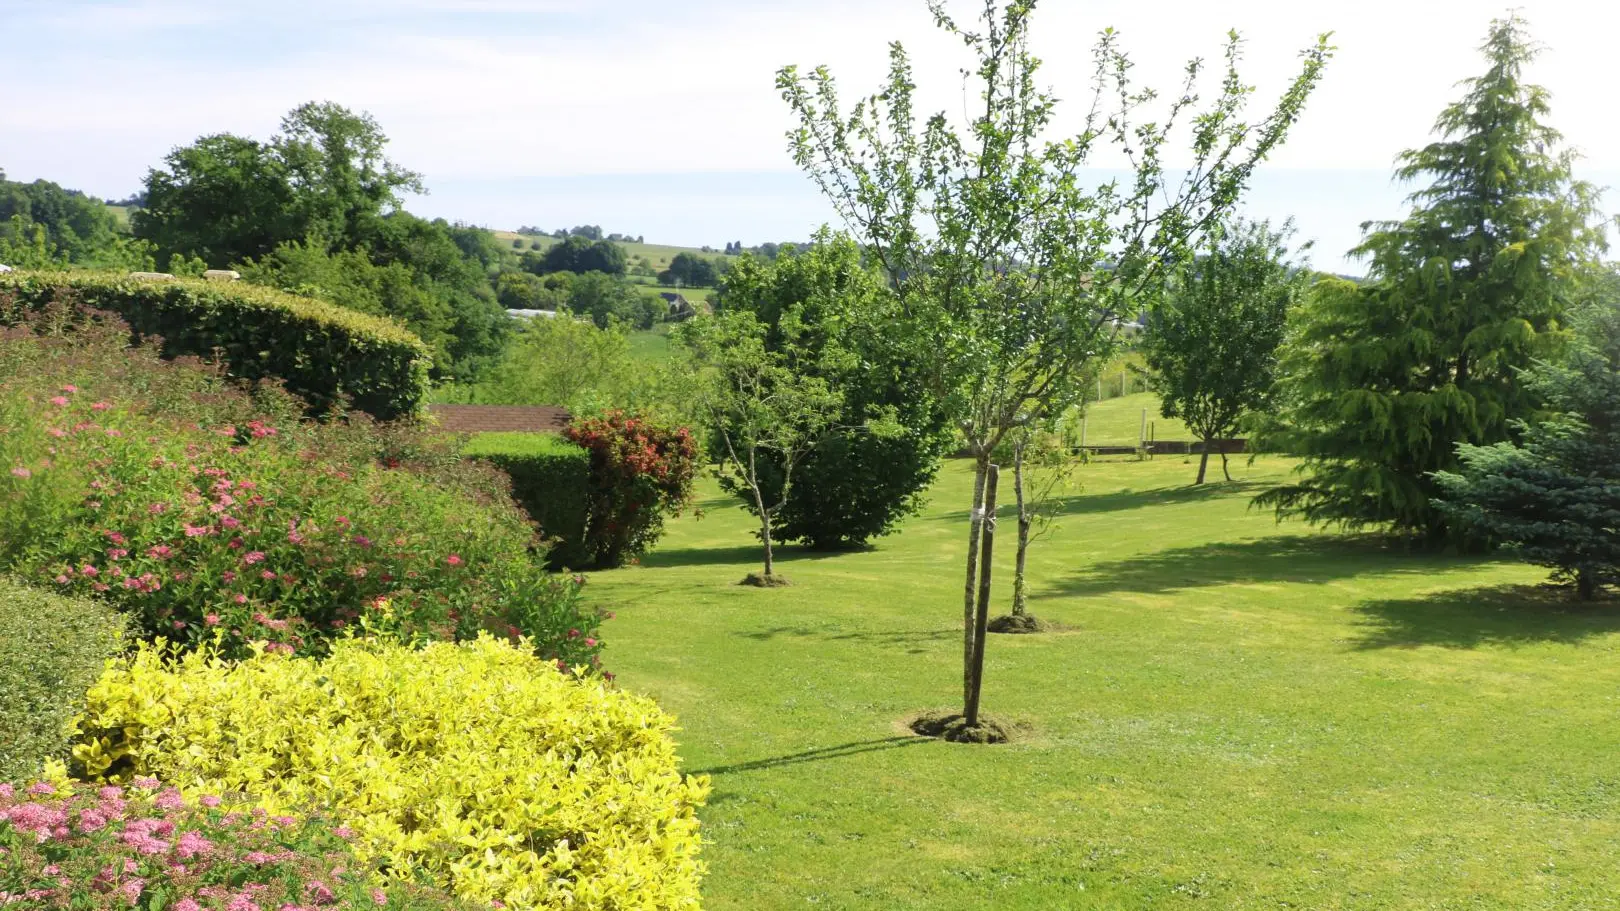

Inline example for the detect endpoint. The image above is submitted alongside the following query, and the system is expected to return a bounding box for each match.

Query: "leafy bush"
[564,412,698,568]
[711,235,955,549]
[73,637,709,911]
[0,315,602,667]
[0,271,432,420]
[0,778,465,909]
[448,317,709,431]
[461,433,590,570]
[0,579,127,782]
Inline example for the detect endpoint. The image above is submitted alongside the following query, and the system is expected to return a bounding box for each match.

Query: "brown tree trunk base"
[987,613,1052,634]
[740,572,792,588]
[910,710,1013,744]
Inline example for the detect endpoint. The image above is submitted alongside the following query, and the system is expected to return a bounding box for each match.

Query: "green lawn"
[1080,392,1188,445]
[583,456,1620,910]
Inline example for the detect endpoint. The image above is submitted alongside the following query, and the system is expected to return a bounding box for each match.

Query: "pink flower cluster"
[0,780,448,910]
[6,371,607,670]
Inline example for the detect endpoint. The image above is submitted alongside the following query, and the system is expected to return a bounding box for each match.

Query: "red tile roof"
[427,404,571,434]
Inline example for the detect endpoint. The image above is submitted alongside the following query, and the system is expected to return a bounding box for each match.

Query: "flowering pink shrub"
[0,314,605,670]
[0,778,469,909]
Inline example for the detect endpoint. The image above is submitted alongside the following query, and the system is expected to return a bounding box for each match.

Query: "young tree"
[780,0,1330,727]
[714,232,955,550]
[1256,15,1608,541]
[1435,284,1620,599]
[989,422,1078,632]
[1143,219,1305,484]
[678,309,845,583]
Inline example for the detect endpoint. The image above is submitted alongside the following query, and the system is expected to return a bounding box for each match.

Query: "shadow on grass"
[637,543,847,570]
[692,736,931,776]
[934,480,1266,523]
[733,626,955,647]
[1350,583,1620,650]
[1036,534,1470,600]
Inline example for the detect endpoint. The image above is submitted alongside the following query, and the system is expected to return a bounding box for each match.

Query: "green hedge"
[462,432,591,570]
[0,271,432,420]
[0,578,127,782]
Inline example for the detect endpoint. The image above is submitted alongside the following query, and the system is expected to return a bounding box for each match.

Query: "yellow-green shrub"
[72,636,708,911]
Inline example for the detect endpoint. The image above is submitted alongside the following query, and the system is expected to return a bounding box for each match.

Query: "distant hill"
[489,231,738,276]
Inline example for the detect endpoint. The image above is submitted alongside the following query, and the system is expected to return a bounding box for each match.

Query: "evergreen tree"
[1435,281,1620,599]
[1257,15,1607,540]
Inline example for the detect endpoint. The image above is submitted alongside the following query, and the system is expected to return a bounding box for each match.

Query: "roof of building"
[427,404,571,434]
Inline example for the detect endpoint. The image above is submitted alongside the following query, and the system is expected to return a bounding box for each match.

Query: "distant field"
[1081,392,1189,445]
[627,326,676,364]
[490,230,738,277]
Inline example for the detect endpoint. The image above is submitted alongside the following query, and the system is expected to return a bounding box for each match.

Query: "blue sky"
[2,0,1616,273]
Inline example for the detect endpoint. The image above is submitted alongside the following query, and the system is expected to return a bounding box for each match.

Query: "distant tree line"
[514,225,644,243]
[0,168,153,270]
[722,240,809,259]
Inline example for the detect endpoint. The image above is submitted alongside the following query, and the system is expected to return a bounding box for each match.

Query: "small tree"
[989,422,1078,632]
[714,232,955,550]
[1435,289,1620,599]
[678,309,845,583]
[781,0,1330,728]
[1142,219,1305,484]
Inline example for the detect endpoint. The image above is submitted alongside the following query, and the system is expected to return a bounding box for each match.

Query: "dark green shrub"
[0,578,126,781]
[712,235,955,549]
[463,432,592,570]
[0,270,432,420]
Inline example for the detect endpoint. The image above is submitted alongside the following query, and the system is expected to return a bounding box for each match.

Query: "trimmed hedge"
[0,578,126,782]
[74,636,710,911]
[0,270,432,420]
[462,432,591,570]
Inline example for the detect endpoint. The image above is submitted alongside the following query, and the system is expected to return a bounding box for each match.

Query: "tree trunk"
[962,455,989,708]
[747,446,774,579]
[1195,443,1210,485]
[964,464,1000,727]
[1577,567,1596,601]
[1012,441,1030,617]
[760,513,775,578]
[1220,445,1232,482]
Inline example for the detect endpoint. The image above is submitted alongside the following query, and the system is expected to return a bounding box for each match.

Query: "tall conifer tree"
[1258,14,1607,541]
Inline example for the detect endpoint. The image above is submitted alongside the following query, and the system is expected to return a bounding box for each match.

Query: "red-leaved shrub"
[563,411,698,568]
